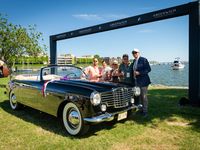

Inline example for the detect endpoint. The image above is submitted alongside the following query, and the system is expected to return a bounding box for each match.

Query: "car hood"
[53,79,131,93]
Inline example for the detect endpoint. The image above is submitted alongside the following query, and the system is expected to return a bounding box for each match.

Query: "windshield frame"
[40,65,86,81]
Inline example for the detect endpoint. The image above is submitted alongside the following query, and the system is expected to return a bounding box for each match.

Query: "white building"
[57,54,75,65]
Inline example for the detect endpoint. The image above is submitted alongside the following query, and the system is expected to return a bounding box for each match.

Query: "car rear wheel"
[62,102,89,136]
[9,91,21,110]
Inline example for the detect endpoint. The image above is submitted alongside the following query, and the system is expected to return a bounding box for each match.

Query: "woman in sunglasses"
[84,58,102,82]
[110,60,120,83]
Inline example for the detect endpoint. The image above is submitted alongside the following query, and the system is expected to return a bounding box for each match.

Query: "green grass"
[0,78,200,150]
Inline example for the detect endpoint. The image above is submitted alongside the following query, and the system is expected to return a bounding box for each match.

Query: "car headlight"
[90,91,101,106]
[132,87,141,96]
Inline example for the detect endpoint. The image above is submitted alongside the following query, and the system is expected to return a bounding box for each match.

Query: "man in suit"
[131,48,151,117]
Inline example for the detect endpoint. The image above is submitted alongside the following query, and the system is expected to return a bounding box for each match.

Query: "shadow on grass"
[1,88,200,138]
[131,88,200,132]
[0,99,116,138]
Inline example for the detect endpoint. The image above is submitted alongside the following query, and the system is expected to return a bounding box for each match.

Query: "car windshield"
[42,66,87,81]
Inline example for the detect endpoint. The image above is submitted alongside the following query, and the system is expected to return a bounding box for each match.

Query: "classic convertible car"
[7,65,141,136]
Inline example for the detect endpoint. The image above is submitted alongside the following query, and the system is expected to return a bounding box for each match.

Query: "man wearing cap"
[131,48,151,117]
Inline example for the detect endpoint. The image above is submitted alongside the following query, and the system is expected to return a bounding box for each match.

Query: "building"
[81,55,94,58]
[57,54,75,65]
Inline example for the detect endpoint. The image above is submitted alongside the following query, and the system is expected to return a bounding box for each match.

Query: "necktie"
[133,59,138,71]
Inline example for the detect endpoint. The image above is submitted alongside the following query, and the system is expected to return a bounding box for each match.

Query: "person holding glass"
[118,54,132,84]
[99,60,112,82]
[110,60,120,83]
[131,48,151,117]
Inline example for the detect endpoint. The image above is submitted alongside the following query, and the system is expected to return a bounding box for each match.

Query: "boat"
[171,58,185,70]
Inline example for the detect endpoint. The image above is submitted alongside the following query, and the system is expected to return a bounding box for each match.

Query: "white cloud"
[104,14,129,20]
[72,14,102,21]
[72,14,129,21]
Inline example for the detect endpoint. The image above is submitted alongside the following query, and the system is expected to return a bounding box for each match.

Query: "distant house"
[57,54,75,65]
[81,55,94,58]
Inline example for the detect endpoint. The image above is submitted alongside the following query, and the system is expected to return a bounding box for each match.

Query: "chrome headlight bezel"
[90,91,101,106]
[132,87,141,96]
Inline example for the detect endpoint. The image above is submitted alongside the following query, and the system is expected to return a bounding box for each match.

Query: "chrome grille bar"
[101,87,133,108]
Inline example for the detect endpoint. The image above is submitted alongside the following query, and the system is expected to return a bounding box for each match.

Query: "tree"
[0,14,47,69]
[94,54,100,59]
[94,54,103,62]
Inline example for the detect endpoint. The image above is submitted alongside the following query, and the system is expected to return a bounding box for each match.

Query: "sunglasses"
[133,52,138,54]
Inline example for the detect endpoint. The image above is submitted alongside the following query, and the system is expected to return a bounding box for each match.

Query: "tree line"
[0,14,46,68]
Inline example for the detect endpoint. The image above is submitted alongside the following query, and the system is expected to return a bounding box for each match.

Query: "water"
[149,63,188,87]
[14,69,40,76]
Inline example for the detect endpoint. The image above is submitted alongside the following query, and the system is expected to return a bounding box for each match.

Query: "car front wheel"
[62,102,89,136]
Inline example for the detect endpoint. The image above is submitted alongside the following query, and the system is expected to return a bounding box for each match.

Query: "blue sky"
[0,0,192,62]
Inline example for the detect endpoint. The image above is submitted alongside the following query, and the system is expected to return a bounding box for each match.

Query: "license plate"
[117,111,127,121]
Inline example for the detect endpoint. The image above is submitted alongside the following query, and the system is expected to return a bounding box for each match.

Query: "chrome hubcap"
[68,109,80,128]
[11,94,17,104]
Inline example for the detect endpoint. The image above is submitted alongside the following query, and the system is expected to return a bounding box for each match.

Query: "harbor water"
[149,63,188,87]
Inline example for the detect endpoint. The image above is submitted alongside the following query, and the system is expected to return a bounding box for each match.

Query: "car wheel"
[9,91,21,110]
[62,102,89,136]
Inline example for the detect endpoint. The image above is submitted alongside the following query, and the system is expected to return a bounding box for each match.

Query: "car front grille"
[101,87,133,108]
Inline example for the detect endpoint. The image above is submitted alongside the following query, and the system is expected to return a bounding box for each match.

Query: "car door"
[14,80,43,109]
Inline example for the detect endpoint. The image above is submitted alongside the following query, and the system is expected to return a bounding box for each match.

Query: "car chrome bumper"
[83,104,142,123]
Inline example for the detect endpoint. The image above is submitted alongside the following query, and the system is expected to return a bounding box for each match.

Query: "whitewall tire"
[62,102,89,136]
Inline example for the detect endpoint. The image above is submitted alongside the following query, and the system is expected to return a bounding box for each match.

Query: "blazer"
[130,57,151,87]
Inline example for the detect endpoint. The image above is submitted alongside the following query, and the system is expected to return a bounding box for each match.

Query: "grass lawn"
[0,78,200,150]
